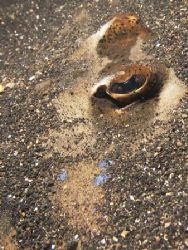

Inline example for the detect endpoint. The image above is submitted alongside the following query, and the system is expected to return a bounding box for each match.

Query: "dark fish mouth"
[110,74,146,94]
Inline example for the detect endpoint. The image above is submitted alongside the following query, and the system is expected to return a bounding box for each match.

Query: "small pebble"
[113,236,118,242]
[0,84,4,93]
[121,230,129,238]
[101,239,106,245]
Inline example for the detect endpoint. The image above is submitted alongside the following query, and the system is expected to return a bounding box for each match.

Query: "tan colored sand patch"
[0,231,17,250]
[0,214,17,250]
[51,122,95,158]
[51,77,96,158]
[55,162,104,232]
[157,68,187,120]
[129,37,153,62]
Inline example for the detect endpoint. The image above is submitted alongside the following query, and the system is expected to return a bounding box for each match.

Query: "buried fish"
[91,64,166,108]
[97,12,150,58]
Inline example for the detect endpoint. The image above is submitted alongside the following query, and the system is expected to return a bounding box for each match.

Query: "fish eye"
[117,85,123,91]
[133,74,145,84]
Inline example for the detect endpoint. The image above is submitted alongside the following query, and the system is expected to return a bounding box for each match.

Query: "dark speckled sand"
[0,0,187,249]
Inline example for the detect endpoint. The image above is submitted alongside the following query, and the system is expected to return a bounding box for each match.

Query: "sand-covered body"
[97,13,150,58]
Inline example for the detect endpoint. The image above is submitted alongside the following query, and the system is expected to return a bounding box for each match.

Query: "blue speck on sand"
[98,159,113,169]
[57,170,68,182]
[94,173,110,186]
